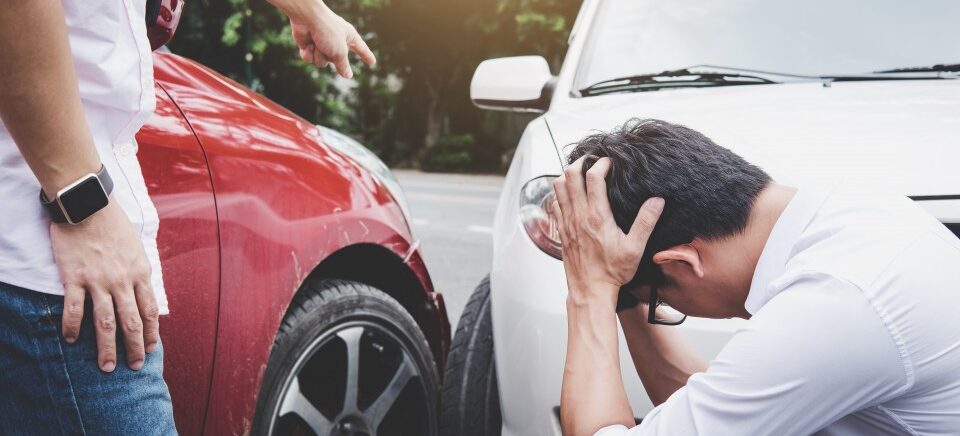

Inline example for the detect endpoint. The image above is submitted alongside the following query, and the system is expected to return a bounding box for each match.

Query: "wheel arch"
[301,243,449,373]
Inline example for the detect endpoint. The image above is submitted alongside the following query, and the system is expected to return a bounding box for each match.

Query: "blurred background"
[170,0,579,174]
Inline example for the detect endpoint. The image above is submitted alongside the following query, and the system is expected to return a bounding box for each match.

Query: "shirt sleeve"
[600,272,909,436]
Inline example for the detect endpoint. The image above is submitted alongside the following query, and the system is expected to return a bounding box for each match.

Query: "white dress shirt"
[597,183,960,435]
[0,0,167,314]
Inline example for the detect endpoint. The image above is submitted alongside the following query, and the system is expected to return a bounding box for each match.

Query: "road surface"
[394,170,504,329]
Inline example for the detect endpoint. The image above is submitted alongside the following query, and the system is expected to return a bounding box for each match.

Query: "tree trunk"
[424,84,442,149]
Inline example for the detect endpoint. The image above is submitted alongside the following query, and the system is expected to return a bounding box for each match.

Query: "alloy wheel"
[268,321,430,436]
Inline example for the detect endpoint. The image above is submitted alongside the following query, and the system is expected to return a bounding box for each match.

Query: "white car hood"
[546,79,960,196]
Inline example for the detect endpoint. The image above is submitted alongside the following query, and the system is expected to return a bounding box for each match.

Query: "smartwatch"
[40,165,114,224]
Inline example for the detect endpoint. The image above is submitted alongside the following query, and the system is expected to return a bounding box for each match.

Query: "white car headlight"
[519,176,562,259]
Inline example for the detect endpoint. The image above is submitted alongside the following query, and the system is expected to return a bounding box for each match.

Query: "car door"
[137,83,220,436]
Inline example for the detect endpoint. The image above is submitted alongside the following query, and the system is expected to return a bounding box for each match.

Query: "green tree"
[169,0,579,171]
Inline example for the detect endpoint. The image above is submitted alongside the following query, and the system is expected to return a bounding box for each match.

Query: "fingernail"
[102,361,116,373]
[146,342,157,353]
[64,336,76,344]
[130,360,144,371]
[649,197,665,213]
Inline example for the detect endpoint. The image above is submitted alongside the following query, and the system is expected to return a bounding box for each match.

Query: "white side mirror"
[470,56,554,112]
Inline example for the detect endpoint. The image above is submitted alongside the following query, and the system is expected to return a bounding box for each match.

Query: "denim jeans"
[0,281,177,435]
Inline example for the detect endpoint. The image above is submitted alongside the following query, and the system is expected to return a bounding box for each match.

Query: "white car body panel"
[488,2,960,434]
[545,80,960,196]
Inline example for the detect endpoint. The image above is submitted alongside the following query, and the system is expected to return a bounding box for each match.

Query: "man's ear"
[652,244,704,278]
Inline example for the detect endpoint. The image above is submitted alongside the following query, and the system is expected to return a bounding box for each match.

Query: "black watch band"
[40,165,114,224]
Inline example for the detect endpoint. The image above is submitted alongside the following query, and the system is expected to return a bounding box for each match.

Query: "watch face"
[60,177,109,223]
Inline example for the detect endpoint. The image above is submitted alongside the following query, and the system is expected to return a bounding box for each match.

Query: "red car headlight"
[519,176,562,259]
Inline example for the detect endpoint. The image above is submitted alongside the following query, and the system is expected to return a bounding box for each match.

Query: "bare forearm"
[561,289,634,436]
[0,0,100,196]
[618,304,707,405]
[264,0,327,22]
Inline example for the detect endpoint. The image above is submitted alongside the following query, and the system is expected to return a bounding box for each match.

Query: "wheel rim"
[268,320,431,436]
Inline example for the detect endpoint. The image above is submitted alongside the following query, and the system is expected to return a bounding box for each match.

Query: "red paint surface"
[140,52,449,435]
[138,84,219,436]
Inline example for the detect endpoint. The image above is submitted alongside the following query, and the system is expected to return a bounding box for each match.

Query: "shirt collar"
[743,183,835,315]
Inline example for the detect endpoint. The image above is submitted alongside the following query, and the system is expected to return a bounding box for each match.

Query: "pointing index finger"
[348,31,376,66]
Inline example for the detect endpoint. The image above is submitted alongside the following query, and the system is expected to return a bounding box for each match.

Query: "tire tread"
[440,275,501,436]
[253,279,439,435]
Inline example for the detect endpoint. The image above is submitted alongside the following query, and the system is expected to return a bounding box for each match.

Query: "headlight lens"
[316,126,413,227]
[519,176,562,259]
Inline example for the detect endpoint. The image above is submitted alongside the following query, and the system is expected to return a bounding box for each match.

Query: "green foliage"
[168,0,579,172]
[421,134,475,173]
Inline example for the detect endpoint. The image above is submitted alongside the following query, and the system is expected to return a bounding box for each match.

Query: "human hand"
[289,1,376,78]
[50,201,159,372]
[552,156,664,306]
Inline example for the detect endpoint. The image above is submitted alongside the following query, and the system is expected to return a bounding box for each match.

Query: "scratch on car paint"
[290,250,303,283]
[403,240,421,263]
[241,417,252,436]
[359,220,369,237]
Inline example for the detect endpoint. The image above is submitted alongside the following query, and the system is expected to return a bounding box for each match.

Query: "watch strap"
[42,193,69,224]
[40,165,114,223]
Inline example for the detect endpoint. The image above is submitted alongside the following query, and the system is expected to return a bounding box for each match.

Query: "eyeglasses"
[646,285,687,325]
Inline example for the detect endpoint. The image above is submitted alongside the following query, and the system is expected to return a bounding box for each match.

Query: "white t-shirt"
[597,183,960,435]
[0,0,167,314]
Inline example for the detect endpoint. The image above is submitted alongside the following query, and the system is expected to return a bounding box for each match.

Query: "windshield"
[576,0,960,92]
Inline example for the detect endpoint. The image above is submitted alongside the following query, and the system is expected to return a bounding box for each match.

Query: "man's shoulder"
[786,183,951,289]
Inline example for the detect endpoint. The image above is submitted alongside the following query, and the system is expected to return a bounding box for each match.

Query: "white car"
[439,0,960,435]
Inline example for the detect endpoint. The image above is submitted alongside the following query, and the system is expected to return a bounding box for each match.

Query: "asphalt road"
[394,170,505,329]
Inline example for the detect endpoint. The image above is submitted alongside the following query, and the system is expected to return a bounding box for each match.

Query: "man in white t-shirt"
[0,0,373,433]
[553,119,960,435]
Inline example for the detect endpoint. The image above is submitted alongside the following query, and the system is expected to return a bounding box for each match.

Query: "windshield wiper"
[579,68,778,97]
[874,63,960,74]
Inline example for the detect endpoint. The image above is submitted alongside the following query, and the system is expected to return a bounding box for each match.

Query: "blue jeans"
[0,282,176,435]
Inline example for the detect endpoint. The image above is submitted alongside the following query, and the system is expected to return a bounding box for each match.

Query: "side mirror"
[470,56,555,112]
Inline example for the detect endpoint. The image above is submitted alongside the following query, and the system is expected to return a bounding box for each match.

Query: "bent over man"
[555,119,960,435]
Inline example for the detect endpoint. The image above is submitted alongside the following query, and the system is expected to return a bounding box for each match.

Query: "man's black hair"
[567,118,771,293]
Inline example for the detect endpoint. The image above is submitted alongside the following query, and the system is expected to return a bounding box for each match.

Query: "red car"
[140,51,449,435]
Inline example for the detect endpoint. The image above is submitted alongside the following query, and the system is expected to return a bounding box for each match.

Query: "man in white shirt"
[552,118,960,435]
[0,0,373,433]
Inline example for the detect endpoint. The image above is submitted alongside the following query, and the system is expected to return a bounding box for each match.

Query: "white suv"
[440,1,960,435]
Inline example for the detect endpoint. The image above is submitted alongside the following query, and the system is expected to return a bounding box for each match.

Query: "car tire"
[440,275,502,436]
[253,279,440,436]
